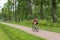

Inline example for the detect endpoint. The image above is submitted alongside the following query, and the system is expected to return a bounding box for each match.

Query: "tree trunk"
[15,0,17,21]
[12,0,17,21]
[8,6,11,21]
[27,0,32,20]
[8,0,11,21]
[40,0,44,20]
[52,0,57,23]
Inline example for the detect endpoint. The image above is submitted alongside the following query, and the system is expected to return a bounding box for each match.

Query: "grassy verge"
[8,20,60,33]
[0,25,10,40]
[0,23,45,40]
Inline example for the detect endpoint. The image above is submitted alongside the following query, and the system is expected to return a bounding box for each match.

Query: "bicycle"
[32,24,39,32]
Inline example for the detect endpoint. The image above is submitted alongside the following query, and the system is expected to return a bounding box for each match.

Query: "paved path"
[0,22,60,40]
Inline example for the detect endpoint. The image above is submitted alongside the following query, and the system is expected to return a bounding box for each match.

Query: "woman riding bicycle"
[32,17,38,32]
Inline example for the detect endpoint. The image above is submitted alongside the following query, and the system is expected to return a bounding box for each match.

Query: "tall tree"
[8,0,12,20]
[27,0,32,20]
[13,0,17,21]
[2,4,9,21]
[52,0,57,23]
[40,0,44,20]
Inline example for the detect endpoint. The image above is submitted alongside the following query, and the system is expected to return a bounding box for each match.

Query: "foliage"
[1,0,60,23]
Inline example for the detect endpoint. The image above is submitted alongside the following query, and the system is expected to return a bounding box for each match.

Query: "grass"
[9,20,60,33]
[0,25,10,40]
[0,23,45,40]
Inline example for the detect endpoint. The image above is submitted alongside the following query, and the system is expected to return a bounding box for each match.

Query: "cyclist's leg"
[35,24,39,32]
[32,24,35,31]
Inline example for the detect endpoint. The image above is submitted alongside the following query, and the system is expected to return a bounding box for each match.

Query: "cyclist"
[32,17,38,32]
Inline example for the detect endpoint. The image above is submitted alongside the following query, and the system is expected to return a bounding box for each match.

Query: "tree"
[12,0,18,21]
[27,0,32,20]
[8,0,12,20]
[52,0,57,23]
[2,3,9,21]
[40,0,44,20]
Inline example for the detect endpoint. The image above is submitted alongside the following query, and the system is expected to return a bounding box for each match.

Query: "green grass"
[0,23,45,40]
[0,26,10,40]
[9,20,60,33]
